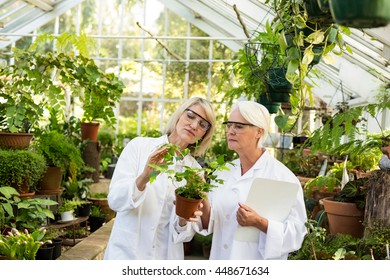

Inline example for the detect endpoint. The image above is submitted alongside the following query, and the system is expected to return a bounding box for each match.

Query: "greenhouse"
[0,0,390,266]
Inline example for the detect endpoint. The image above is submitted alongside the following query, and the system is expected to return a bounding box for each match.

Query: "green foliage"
[0,149,47,192]
[334,176,368,209]
[88,192,108,199]
[0,32,125,132]
[364,221,390,260]
[308,93,390,157]
[283,150,324,178]
[0,228,48,260]
[57,199,84,214]
[33,130,84,177]
[149,144,229,200]
[0,186,57,231]
[90,205,104,218]
[289,220,362,260]
[14,197,58,231]
[0,186,20,231]
[62,177,93,201]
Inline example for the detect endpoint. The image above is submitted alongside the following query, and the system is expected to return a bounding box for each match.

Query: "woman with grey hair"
[198,100,307,260]
[104,96,216,260]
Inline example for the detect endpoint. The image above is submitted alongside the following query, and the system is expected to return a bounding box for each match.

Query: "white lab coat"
[103,135,197,260]
[197,150,307,260]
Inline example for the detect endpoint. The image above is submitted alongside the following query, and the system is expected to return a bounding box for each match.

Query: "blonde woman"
[104,97,216,260]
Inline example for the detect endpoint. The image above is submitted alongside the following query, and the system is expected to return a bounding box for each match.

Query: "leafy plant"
[149,144,229,200]
[1,186,58,232]
[0,227,49,260]
[0,186,19,232]
[334,176,368,209]
[90,205,104,218]
[57,199,80,214]
[62,177,93,201]
[14,196,58,231]
[33,130,84,178]
[0,149,47,193]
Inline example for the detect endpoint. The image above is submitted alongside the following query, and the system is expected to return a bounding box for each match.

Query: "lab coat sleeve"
[258,187,307,259]
[171,211,196,243]
[107,138,148,212]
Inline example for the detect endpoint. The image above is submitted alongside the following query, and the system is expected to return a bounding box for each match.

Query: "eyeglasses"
[184,109,211,132]
[222,121,255,133]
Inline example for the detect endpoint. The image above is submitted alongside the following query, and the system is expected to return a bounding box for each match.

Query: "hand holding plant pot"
[149,143,228,220]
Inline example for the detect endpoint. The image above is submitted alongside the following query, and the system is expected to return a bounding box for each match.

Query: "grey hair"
[162,97,216,157]
[231,101,270,148]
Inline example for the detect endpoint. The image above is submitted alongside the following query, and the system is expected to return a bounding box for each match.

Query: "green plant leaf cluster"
[0,227,48,260]
[33,130,84,176]
[0,186,58,231]
[0,149,47,192]
[0,32,125,132]
[149,144,229,200]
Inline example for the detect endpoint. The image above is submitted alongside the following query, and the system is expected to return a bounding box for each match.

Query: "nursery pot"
[35,244,55,260]
[89,216,106,233]
[175,193,203,220]
[329,0,390,28]
[52,239,63,260]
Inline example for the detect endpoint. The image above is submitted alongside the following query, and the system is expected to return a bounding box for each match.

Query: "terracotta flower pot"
[321,197,364,238]
[175,193,202,220]
[0,132,33,149]
[80,122,100,141]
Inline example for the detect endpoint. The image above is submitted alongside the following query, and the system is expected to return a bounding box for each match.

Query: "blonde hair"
[163,97,216,157]
[231,101,270,148]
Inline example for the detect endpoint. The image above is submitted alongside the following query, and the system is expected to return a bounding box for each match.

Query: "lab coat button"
[223,244,228,250]
[225,214,230,220]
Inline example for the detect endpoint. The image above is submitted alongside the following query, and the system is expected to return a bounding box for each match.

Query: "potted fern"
[149,144,229,219]
[33,130,84,194]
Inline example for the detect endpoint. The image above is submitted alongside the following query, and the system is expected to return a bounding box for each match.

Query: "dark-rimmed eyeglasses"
[184,109,211,132]
[222,121,255,133]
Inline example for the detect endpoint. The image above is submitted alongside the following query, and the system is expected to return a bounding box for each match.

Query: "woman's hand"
[136,146,169,191]
[177,202,204,226]
[236,203,268,233]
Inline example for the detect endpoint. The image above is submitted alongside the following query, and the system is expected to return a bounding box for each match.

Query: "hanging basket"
[257,95,281,114]
[329,0,390,28]
[266,67,292,95]
[245,43,283,80]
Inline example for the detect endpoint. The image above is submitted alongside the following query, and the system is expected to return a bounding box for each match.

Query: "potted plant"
[0,49,52,149]
[88,205,106,233]
[328,0,390,28]
[76,56,125,140]
[62,177,94,201]
[0,227,49,260]
[1,186,58,232]
[321,175,369,238]
[13,197,58,231]
[0,149,47,196]
[87,192,115,222]
[149,144,228,219]
[58,199,78,222]
[33,130,85,194]
[41,228,63,260]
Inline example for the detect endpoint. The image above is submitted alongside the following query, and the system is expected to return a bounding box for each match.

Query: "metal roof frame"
[157,0,390,107]
[0,0,389,108]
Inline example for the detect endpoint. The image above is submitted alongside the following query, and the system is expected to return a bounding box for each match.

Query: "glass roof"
[0,0,389,107]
